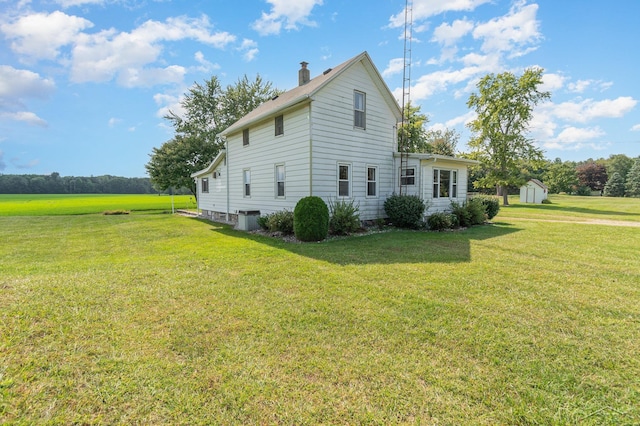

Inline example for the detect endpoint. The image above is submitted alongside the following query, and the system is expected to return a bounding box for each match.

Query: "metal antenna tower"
[399,0,412,195]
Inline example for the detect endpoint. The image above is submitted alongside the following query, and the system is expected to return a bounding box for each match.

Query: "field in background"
[1,194,639,424]
[0,194,197,216]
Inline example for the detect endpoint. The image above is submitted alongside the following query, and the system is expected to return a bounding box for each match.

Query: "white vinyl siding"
[310,61,398,220]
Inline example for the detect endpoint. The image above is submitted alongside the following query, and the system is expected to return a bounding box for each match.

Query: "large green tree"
[147,75,280,196]
[603,172,626,197]
[398,102,459,156]
[543,158,578,194]
[466,67,550,205]
[625,158,640,197]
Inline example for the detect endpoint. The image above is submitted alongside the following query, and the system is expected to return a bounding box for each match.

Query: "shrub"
[256,215,269,230]
[575,185,592,196]
[383,194,426,229]
[294,196,329,242]
[541,198,552,204]
[329,198,361,235]
[474,195,500,220]
[427,212,453,231]
[450,198,486,227]
[466,198,487,225]
[267,210,294,235]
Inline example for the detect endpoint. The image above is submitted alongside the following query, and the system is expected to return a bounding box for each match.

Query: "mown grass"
[0,194,197,216]
[1,196,639,424]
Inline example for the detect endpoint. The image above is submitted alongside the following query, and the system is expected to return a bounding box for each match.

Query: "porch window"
[433,169,457,198]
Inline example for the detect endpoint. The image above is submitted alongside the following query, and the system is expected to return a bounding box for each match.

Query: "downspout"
[225,137,230,222]
[308,101,313,196]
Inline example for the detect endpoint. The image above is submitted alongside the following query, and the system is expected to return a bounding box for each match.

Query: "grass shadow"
[196,218,521,265]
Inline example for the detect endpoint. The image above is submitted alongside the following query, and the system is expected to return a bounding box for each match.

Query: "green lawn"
[1,195,639,424]
[0,194,197,216]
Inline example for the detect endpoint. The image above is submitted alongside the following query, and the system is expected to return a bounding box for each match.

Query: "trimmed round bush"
[294,196,329,242]
[383,194,426,229]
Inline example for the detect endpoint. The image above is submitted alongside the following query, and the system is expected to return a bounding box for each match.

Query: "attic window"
[275,115,284,136]
[354,90,366,129]
[243,129,249,146]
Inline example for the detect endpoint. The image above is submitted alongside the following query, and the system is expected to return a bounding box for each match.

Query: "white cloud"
[432,19,474,46]
[239,39,259,62]
[0,65,55,101]
[252,0,323,36]
[108,117,122,127]
[55,0,105,6]
[0,11,93,60]
[567,79,613,93]
[389,0,491,28]
[0,111,48,127]
[472,1,541,56]
[631,124,640,132]
[541,72,566,92]
[555,126,605,144]
[382,58,405,78]
[69,15,235,86]
[552,97,637,123]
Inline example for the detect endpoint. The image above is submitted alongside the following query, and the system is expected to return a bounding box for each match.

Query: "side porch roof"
[191,150,226,178]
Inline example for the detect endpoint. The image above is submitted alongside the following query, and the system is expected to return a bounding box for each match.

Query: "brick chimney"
[299,61,310,86]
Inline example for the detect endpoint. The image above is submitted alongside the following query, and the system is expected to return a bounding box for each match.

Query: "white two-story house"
[191,51,477,226]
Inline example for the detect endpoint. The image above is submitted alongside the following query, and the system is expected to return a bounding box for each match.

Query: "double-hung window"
[433,169,458,198]
[338,163,351,197]
[275,164,285,197]
[354,91,366,129]
[400,167,415,186]
[275,115,284,136]
[243,169,251,197]
[201,178,209,193]
[367,166,378,197]
[243,129,250,146]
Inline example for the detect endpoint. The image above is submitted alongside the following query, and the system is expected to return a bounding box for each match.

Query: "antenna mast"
[399,0,412,195]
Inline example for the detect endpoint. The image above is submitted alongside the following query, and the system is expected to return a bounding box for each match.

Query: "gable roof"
[527,178,548,189]
[191,149,226,178]
[220,51,402,137]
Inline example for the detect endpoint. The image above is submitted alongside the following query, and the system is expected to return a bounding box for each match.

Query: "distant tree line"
[0,172,191,194]
[468,153,640,198]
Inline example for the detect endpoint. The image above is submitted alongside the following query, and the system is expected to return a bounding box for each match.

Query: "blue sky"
[1,0,638,177]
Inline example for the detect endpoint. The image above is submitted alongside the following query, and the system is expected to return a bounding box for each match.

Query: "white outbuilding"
[520,179,548,204]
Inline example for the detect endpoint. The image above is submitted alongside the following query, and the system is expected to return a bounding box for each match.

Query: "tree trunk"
[497,185,509,206]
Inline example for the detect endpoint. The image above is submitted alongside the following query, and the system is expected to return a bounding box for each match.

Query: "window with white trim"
[400,167,415,186]
[243,129,249,146]
[354,91,366,129]
[367,166,378,197]
[201,177,209,193]
[243,169,251,197]
[275,115,284,136]
[275,164,285,197]
[433,169,458,198]
[338,163,351,197]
